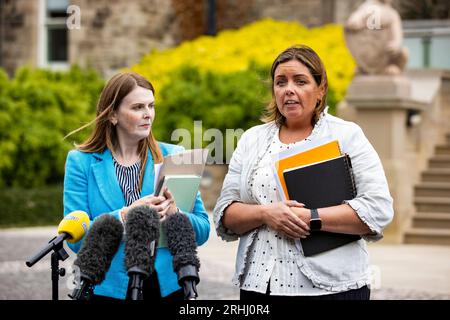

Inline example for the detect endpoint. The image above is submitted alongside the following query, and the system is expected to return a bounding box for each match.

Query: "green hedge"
[154,63,269,142]
[0,184,63,228]
[0,66,104,189]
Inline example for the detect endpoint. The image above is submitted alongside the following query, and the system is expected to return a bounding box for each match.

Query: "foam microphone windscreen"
[58,211,90,243]
[164,213,200,272]
[124,205,160,275]
[73,214,123,284]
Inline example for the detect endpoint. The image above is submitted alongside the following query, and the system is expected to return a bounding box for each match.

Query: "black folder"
[283,154,361,257]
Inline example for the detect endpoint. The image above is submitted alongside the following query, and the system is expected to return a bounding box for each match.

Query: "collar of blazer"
[91,148,156,210]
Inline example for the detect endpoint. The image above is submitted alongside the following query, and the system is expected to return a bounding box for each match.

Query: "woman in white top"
[213,45,394,300]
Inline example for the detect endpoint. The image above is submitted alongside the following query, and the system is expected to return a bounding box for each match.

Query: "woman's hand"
[289,206,313,226]
[159,187,179,222]
[120,194,167,221]
[261,200,310,239]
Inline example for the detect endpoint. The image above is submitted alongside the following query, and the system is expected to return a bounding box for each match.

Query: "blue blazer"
[63,142,210,299]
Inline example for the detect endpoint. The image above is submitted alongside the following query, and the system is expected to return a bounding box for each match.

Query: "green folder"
[156,174,201,247]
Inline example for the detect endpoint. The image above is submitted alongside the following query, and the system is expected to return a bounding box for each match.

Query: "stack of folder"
[271,138,361,256]
[153,148,208,247]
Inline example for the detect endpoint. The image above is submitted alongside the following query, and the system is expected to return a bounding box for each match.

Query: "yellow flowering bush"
[131,18,355,104]
[130,18,356,154]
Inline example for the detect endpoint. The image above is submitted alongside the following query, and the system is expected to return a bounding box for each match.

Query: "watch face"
[310,218,322,231]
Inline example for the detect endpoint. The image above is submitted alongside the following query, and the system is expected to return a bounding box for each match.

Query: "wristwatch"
[309,208,322,231]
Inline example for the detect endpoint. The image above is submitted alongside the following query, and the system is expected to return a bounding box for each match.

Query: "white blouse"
[241,132,332,296]
[214,109,394,292]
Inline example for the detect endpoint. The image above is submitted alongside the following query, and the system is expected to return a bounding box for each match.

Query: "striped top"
[113,158,141,206]
[241,134,335,296]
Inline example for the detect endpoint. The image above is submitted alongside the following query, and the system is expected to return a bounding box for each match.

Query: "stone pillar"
[341,75,426,243]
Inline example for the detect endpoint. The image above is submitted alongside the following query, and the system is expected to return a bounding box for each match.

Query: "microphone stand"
[26,235,69,300]
[50,242,69,300]
[68,274,94,300]
[178,265,199,300]
[127,267,149,301]
[181,280,198,300]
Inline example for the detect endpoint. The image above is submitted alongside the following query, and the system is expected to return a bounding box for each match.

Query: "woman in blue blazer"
[63,72,210,300]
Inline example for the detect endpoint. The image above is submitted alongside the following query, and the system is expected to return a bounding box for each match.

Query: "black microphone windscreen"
[124,205,160,274]
[164,212,200,272]
[74,214,123,284]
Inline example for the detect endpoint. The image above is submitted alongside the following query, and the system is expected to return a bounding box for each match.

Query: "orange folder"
[274,140,341,200]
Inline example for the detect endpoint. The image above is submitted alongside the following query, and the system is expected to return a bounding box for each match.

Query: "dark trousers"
[91,271,184,302]
[240,284,370,301]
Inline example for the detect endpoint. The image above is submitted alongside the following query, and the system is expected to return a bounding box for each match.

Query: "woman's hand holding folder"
[262,200,310,240]
[158,187,179,222]
[120,188,179,222]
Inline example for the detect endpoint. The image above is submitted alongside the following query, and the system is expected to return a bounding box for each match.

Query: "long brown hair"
[261,44,328,127]
[65,72,163,191]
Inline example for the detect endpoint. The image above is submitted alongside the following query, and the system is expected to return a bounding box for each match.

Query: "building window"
[39,0,69,69]
[403,20,450,69]
[47,0,68,62]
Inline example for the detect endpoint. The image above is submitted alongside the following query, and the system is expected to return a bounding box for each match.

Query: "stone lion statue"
[344,0,408,75]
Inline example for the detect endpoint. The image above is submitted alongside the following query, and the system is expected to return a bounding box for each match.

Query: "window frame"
[37,0,69,70]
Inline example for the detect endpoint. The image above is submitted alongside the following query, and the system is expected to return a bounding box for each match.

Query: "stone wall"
[68,0,348,77]
[172,0,205,41]
[215,0,254,31]
[1,0,366,77]
[0,0,39,76]
[69,0,180,77]
[1,0,424,78]
[216,0,337,31]
[334,0,364,24]
[250,0,325,27]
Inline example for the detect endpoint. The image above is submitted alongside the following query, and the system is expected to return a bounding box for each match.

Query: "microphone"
[69,214,123,300]
[164,212,200,300]
[124,205,160,300]
[26,211,90,267]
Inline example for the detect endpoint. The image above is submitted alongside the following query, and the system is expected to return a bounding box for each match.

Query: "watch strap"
[310,208,319,220]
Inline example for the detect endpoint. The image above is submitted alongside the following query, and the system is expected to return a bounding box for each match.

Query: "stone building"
[2,0,450,77]
[1,0,448,77]
[0,0,385,77]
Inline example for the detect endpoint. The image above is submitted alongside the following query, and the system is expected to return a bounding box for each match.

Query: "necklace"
[279,125,313,144]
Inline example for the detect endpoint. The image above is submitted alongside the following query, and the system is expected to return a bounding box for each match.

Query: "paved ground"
[1,219,449,300]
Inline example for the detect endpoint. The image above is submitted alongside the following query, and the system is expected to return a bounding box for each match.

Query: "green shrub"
[153,62,339,158]
[0,66,104,188]
[154,63,268,140]
[0,184,63,227]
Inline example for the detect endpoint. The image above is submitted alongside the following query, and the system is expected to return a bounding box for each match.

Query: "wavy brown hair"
[65,72,163,191]
[261,44,328,127]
